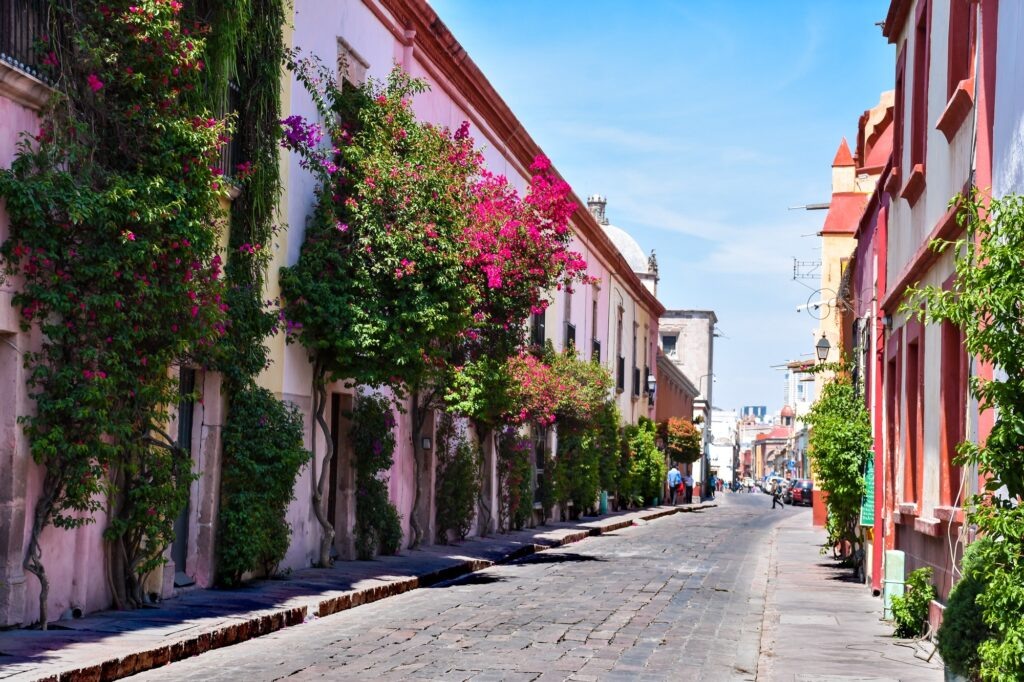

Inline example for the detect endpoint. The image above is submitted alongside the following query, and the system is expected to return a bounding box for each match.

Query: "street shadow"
[429,572,507,588]
[511,552,605,566]
[816,561,862,584]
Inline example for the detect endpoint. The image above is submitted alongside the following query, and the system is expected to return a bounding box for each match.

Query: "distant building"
[740,405,767,421]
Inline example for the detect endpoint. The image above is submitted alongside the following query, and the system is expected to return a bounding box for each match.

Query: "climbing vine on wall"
[349,394,402,560]
[434,414,480,543]
[0,0,229,626]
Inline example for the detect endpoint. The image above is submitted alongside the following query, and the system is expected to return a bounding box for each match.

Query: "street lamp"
[815,334,831,363]
[646,373,656,407]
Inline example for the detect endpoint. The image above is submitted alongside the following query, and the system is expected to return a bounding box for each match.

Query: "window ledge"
[936,78,975,143]
[914,516,943,537]
[884,168,901,195]
[900,164,926,207]
[897,502,919,522]
[933,505,963,524]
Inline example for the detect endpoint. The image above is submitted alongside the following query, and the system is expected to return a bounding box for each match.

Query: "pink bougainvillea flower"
[86,74,104,92]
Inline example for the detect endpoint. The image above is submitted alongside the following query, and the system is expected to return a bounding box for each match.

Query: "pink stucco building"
[0,0,666,626]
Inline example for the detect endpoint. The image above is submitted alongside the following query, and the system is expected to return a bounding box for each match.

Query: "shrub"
[937,537,993,680]
[891,566,935,638]
[217,386,309,586]
[497,428,533,532]
[435,415,480,542]
[349,395,403,560]
[553,424,601,518]
[628,418,666,506]
[662,418,702,464]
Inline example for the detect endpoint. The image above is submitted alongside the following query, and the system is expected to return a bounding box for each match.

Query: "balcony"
[216,81,242,180]
[1,0,48,82]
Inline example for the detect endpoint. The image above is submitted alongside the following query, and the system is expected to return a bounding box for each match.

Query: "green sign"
[860,456,875,527]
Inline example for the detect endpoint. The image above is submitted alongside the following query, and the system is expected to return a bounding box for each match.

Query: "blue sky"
[429,0,893,412]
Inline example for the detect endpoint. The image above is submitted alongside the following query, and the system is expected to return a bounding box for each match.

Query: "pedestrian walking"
[667,463,682,505]
[683,472,694,504]
[771,480,785,509]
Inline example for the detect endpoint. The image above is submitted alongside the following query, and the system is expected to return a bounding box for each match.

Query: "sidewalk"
[0,502,713,682]
[759,512,944,682]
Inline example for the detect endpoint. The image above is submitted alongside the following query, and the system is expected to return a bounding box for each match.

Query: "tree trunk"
[23,471,59,630]
[472,420,493,537]
[309,359,336,567]
[407,391,426,550]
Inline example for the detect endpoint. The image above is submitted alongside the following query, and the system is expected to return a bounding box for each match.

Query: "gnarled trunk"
[472,420,493,537]
[23,471,59,630]
[309,358,336,567]
[407,391,426,549]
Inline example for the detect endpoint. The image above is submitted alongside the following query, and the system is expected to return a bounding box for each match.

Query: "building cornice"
[0,61,51,111]
[656,352,700,398]
[883,0,913,44]
[369,0,664,318]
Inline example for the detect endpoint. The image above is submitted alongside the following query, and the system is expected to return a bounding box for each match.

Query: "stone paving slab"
[760,513,944,682]
[0,502,714,682]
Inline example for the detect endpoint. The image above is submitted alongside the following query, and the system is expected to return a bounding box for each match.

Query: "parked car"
[790,479,813,506]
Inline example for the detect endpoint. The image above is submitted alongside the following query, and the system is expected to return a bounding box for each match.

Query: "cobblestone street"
[134,496,780,681]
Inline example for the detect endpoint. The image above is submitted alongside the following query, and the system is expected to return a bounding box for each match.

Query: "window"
[531,310,546,347]
[662,334,677,357]
[338,38,368,87]
[939,320,966,506]
[905,339,921,503]
[564,322,576,350]
[591,300,600,360]
[592,338,601,363]
[946,0,976,100]
[894,46,907,177]
[616,355,625,393]
[909,0,931,169]
[533,426,546,504]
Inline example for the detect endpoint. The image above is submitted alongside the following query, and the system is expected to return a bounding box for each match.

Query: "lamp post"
[647,372,657,408]
[815,334,831,363]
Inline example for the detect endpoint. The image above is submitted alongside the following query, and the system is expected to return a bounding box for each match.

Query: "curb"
[32,502,715,682]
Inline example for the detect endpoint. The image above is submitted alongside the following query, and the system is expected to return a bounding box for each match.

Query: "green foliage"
[216,387,309,586]
[906,191,1024,680]
[661,417,702,465]
[803,370,872,555]
[891,567,935,638]
[626,418,666,506]
[553,401,619,518]
[434,415,480,542]
[497,428,533,532]
[937,537,994,680]
[593,402,623,494]
[350,395,402,560]
[280,64,474,395]
[0,0,233,619]
[212,0,287,388]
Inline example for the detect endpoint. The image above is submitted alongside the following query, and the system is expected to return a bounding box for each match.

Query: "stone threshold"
[0,502,714,682]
